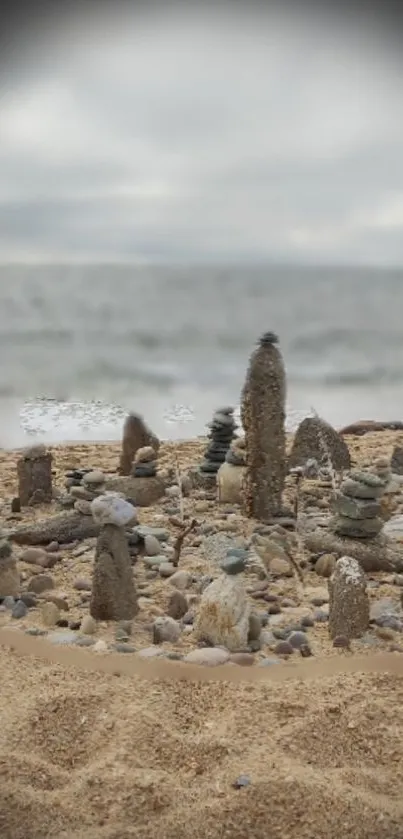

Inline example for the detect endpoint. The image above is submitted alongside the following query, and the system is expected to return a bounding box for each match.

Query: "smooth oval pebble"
[183,647,230,666]
[287,631,309,649]
[229,652,255,666]
[273,641,294,657]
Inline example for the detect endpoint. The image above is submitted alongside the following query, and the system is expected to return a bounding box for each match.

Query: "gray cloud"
[0,6,402,264]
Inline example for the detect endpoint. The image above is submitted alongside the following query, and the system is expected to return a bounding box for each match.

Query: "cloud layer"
[1,5,403,264]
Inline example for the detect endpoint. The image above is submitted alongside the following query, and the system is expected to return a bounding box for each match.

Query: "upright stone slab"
[90,524,138,622]
[288,416,351,473]
[17,444,53,506]
[328,556,369,640]
[194,573,251,652]
[119,413,160,476]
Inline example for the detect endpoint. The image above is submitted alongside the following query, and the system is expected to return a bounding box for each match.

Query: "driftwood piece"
[339,420,403,436]
[8,512,100,546]
[304,528,403,573]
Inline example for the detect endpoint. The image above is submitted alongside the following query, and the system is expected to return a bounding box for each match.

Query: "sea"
[1,263,402,449]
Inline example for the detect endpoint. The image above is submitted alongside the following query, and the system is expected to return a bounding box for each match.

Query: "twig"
[171,518,198,567]
[173,451,184,523]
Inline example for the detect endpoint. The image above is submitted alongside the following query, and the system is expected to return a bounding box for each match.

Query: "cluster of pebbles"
[63,467,107,512]
[132,446,158,478]
[199,408,237,474]
[331,469,387,539]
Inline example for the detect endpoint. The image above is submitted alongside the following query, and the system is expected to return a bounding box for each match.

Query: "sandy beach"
[1,430,403,838]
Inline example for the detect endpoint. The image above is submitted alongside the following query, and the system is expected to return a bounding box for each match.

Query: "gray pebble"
[11,600,28,619]
[111,643,136,653]
[287,630,308,649]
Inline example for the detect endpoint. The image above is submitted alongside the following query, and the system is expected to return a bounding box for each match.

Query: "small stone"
[333,635,350,648]
[41,602,61,627]
[27,574,55,594]
[115,626,129,642]
[144,534,162,557]
[80,615,97,635]
[232,774,251,789]
[273,641,294,657]
[47,631,79,646]
[248,613,262,642]
[69,620,81,630]
[73,578,92,592]
[159,562,175,578]
[0,539,12,559]
[135,446,157,463]
[183,647,230,666]
[46,541,59,553]
[229,652,255,666]
[315,554,337,578]
[153,616,181,644]
[83,470,105,486]
[220,555,246,575]
[11,497,21,513]
[287,631,309,650]
[56,618,69,628]
[112,643,136,653]
[300,615,315,628]
[167,591,188,620]
[19,547,52,568]
[168,570,191,590]
[11,599,28,619]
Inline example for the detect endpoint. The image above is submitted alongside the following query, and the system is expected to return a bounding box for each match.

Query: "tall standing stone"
[241,332,286,520]
[119,413,160,476]
[17,444,53,506]
[90,522,138,622]
[328,556,369,640]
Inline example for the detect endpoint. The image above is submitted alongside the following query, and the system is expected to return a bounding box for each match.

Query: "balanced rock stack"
[330,469,387,539]
[217,438,246,505]
[64,468,106,513]
[132,446,158,478]
[199,407,237,475]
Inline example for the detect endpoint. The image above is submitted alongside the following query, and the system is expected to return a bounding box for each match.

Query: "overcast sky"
[1,5,403,265]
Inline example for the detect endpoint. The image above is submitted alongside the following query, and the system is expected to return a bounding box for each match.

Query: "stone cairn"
[119,413,160,476]
[330,469,387,539]
[132,446,158,478]
[90,494,139,622]
[241,331,286,520]
[17,444,53,507]
[199,407,237,476]
[63,468,106,512]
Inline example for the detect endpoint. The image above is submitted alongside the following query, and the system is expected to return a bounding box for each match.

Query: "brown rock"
[315,553,337,578]
[0,555,20,597]
[27,574,54,594]
[90,524,138,622]
[41,601,60,627]
[119,413,160,475]
[328,556,369,641]
[167,590,188,620]
[17,446,53,507]
[217,461,245,505]
[104,475,165,507]
[288,416,351,472]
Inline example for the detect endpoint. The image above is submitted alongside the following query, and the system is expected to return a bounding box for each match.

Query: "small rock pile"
[132,446,158,478]
[199,407,237,475]
[63,468,107,512]
[330,469,386,539]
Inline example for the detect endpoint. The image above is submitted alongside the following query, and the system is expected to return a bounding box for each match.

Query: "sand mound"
[1,647,403,839]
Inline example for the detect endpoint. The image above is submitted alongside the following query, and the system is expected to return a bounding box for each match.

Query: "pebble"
[134,526,169,542]
[47,631,78,645]
[248,613,262,641]
[143,555,167,568]
[41,602,61,627]
[167,591,188,620]
[287,631,309,649]
[46,541,59,553]
[93,639,108,653]
[20,593,37,608]
[233,774,251,789]
[80,615,97,635]
[27,574,54,594]
[159,562,175,578]
[2,596,15,610]
[314,610,329,623]
[273,641,294,657]
[112,643,136,653]
[153,616,181,643]
[300,615,315,628]
[75,636,96,647]
[183,647,230,666]
[137,646,166,659]
[168,570,191,590]
[0,539,12,559]
[83,470,105,486]
[19,547,53,568]
[333,635,350,648]
[11,600,28,619]
[259,657,281,666]
[220,554,246,575]
[144,534,162,556]
[229,652,255,666]
[73,579,92,592]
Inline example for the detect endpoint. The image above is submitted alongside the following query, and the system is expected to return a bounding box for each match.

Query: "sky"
[1,4,403,266]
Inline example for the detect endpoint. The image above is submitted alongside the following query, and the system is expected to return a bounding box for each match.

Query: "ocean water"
[0,263,402,448]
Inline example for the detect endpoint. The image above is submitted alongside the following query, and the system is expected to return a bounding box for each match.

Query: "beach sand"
[1,432,403,838]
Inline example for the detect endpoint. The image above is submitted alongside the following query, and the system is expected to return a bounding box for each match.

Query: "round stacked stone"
[199,408,237,474]
[132,446,158,478]
[330,470,387,539]
[225,436,246,466]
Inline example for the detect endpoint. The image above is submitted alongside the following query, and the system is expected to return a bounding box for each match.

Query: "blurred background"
[0,3,402,446]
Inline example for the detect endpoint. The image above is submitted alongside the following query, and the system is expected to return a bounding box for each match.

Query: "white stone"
[144,534,161,556]
[194,573,251,652]
[217,461,245,505]
[91,494,137,527]
[184,647,230,666]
